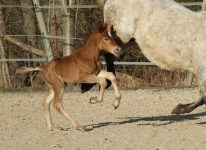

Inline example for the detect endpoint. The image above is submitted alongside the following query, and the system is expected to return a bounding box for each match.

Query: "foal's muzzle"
[113,46,121,56]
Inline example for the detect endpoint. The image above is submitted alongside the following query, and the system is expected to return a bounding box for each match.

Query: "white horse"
[97,0,206,114]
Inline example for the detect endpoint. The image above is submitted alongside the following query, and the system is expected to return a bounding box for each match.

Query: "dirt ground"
[0,87,206,150]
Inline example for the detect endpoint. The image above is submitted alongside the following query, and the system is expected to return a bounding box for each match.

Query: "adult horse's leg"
[171,98,204,114]
[98,70,121,109]
[172,79,206,114]
[52,81,86,131]
[104,53,115,89]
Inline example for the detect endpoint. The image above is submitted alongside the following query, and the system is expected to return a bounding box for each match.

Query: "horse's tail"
[96,0,107,11]
[16,66,44,74]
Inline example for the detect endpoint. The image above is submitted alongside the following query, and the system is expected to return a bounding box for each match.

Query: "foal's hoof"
[89,97,98,104]
[47,126,66,132]
[113,103,119,109]
[76,126,93,132]
[113,104,119,109]
[113,101,120,109]
[53,127,67,131]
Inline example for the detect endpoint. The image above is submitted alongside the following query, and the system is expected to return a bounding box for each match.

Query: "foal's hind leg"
[42,89,55,131]
[52,83,86,131]
[43,89,69,131]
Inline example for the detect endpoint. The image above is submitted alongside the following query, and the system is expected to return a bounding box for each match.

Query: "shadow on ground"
[88,111,206,129]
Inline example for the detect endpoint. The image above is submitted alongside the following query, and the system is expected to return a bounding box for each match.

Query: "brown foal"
[17,23,121,131]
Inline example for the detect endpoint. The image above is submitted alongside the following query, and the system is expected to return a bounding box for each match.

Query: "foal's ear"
[99,22,107,32]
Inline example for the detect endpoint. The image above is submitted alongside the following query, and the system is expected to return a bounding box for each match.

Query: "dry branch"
[116,72,143,88]
[1,35,45,57]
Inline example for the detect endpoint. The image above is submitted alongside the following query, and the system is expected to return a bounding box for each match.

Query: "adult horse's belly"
[134,11,204,72]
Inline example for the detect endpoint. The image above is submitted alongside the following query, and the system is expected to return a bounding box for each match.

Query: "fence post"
[187,73,194,87]
[202,0,206,10]
[32,0,54,61]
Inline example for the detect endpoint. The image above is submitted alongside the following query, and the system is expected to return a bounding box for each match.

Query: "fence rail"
[0,2,203,9]
[180,2,202,6]
[0,58,193,86]
[0,5,99,9]
[0,59,155,65]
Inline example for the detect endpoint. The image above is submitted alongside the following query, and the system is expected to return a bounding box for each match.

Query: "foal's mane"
[83,30,100,48]
[81,23,107,49]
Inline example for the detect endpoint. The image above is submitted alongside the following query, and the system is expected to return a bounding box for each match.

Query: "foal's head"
[95,23,121,56]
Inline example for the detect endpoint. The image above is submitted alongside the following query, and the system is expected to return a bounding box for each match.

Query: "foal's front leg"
[85,70,121,109]
[80,74,107,103]
[97,70,121,109]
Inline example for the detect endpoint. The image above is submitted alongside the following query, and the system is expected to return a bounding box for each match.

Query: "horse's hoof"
[76,126,93,132]
[76,126,87,132]
[53,127,67,131]
[113,105,119,109]
[89,97,97,104]
[47,126,66,132]
[47,125,54,131]
[171,104,192,114]
[171,104,183,114]
[85,126,93,131]
[113,102,120,109]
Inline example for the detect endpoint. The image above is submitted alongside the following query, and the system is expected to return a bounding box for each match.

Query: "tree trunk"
[0,41,12,88]
[61,0,75,56]
[20,0,37,46]
[0,0,12,88]
[20,0,41,87]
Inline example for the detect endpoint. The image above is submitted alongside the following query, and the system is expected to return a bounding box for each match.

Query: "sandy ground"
[0,87,206,150]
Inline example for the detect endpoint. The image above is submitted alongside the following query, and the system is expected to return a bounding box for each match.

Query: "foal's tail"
[16,66,44,74]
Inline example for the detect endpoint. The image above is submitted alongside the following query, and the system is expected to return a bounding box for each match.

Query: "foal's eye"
[104,38,108,41]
